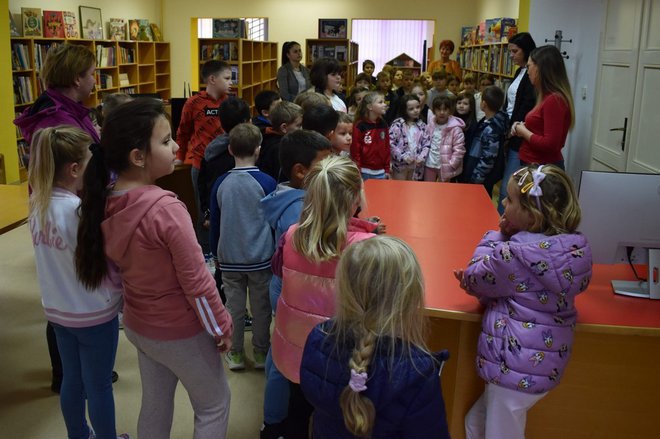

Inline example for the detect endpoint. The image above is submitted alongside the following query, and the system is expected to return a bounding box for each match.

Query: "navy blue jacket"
[300,322,451,439]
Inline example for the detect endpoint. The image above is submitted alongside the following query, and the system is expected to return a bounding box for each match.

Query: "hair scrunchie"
[349,369,368,393]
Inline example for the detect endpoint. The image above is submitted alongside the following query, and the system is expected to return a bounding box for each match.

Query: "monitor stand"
[612,248,660,299]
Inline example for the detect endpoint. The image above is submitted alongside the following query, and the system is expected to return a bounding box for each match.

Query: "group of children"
[24,52,592,439]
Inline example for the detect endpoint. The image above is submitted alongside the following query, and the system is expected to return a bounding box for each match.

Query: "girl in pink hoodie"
[75,99,233,439]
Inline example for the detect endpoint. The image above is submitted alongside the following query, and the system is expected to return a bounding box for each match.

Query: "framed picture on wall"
[318,19,347,39]
[79,6,103,39]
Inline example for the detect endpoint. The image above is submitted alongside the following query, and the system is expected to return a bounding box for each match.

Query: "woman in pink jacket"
[424,95,466,182]
[271,155,376,438]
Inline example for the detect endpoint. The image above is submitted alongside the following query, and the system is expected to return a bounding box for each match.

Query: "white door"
[590,0,644,171]
[627,0,660,173]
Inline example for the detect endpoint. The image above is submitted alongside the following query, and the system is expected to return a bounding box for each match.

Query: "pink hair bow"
[349,369,368,393]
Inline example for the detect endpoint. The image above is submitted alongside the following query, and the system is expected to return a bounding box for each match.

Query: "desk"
[0,184,28,234]
[363,180,660,439]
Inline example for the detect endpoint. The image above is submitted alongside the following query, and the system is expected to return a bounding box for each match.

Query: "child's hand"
[216,337,232,353]
[366,216,387,234]
[384,173,391,179]
[453,269,468,291]
[405,156,415,164]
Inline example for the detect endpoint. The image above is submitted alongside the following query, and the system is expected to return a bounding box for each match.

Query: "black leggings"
[286,382,314,439]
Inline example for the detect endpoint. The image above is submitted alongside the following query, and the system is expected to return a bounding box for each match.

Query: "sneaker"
[244,313,252,331]
[253,350,267,369]
[224,351,245,370]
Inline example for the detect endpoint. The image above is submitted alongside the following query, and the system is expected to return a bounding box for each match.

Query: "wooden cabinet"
[10,37,171,180]
[305,38,359,88]
[385,53,422,77]
[457,43,515,82]
[198,38,278,110]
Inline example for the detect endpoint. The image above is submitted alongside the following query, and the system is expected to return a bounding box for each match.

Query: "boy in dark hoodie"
[258,130,332,438]
[256,101,303,181]
[251,90,281,133]
[460,85,509,196]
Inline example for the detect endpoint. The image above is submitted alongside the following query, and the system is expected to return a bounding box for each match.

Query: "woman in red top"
[511,45,574,169]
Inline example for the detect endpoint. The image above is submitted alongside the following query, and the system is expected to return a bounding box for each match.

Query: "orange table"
[0,184,28,234]
[363,180,660,439]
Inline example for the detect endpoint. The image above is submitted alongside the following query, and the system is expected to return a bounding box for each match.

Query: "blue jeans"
[497,148,520,214]
[263,347,290,424]
[53,317,119,439]
[361,171,386,181]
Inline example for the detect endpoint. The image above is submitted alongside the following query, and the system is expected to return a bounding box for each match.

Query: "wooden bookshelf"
[305,38,359,89]
[457,42,515,82]
[11,37,171,181]
[385,53,422,77]
[198,38,278,110]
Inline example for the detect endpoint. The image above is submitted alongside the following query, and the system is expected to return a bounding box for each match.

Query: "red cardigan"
[519,93,571,164]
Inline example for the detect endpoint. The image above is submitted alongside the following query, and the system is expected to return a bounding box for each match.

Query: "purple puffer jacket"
[463,230,592,394]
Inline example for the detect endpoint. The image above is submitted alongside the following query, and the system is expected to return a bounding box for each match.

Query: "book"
[43,10,64,38]
[108,18,127,40]
[63,11,79,38]
[21,7,42,37]
[9,11,20,37]
[137,19,153,41]
[212,18,241,38]
[128,20,139,40]
[323,46,335,58]
[150,23,162,42]
[119,73,130,87]
[335,46,346,62]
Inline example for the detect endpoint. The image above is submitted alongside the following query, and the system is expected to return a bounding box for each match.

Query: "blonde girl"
[350,91,391,180]
[28,126,126,439]
[389,94,431,181]
[411,79,431,123]
[75,99,233,438]
[456,165,592,439]
[271,155,376,437]
[300,236,451,438]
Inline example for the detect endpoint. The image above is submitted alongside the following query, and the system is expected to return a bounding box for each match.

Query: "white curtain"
[351,20,433,73]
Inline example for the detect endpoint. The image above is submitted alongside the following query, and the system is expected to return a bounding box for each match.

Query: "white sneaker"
[224,351,245,370]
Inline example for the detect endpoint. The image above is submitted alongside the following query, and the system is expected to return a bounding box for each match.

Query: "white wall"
[529,0,605,183]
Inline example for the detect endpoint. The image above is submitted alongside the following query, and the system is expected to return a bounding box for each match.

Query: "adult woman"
[14,43,105,394]
[427,40,462,81]
[277,41,311,102]
[511,45,574,169]
[497,32,537,213]
[310,57,347,112]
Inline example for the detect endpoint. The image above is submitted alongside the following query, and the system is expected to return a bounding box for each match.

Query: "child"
[29,126,127,439]
[411,79,431,125]
[375,71,398,124]
[351,91,391,180]
[460,86,508,196]
[456,90,478,150]
[271,155,376,437]
[475,74,496,120]
[293,91,331,112]
[420,72,433,90]
[447,74,461,96]
[258,101,304,180]
[331,111,354,156]
[389,94,431,181]
[391,69,404,92]
[427,71,453,116]
[300,236,451,439]
[462,73,477,94]
[396,69,415,97]
[302,103,339,138]
[209,123,277,371]
[353,73,373,91]
[252,90,282,133]
[102,92,133,119]
[346,86,369,120]
[455,164,592,439]
[76,99,233,438]
[259,130,333,438]
[361,59,376,85]
[424,95,465,182]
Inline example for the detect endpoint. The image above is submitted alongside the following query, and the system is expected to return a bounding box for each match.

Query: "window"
[351,19,434,73]
[197,18,268,41]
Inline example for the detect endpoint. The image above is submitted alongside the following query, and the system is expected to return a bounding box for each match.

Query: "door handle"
[609,117,628,151]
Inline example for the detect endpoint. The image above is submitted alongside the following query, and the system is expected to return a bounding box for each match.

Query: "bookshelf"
[457,42,515,82]
[385,53,422,77]
[11,37,171,181]
[305,39,359,89]
[198,38,278,110]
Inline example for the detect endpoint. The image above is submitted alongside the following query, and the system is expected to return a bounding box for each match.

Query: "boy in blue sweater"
[210,123,277,371]
[258,130,332,438]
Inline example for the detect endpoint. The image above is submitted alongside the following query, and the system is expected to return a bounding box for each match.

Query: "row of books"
[458,45,515,77]
[200,43,239,62]
[17,140,29,169]
[11,43,30,70]
[460,18,518,46]
[34,42,60,70]
[96,72,114,90]
[119,47,136,64]
[13,76,33,104]
[96,46,117,67]
[309,45,348,63]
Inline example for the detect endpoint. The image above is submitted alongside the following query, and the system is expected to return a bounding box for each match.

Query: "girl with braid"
[300,236,451,438]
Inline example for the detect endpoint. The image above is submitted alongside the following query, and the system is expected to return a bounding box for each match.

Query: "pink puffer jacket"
[426,114,466,181]
[271,220,374,383]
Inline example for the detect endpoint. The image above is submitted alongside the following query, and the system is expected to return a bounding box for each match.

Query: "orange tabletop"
[0,184,29,234]
[363,180,660,334]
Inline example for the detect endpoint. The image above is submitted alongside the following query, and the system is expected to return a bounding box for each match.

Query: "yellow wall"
[1,0,18,182]
[474,0,519,22]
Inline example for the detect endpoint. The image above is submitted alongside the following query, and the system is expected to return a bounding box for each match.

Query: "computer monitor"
[578,170,660,299]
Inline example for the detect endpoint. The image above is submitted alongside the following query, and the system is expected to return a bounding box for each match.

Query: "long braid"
[339,329,377,437]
